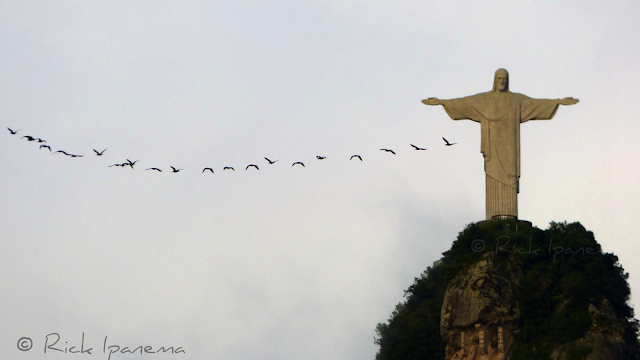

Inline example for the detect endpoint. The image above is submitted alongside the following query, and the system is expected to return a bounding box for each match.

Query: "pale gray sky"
[2,1,640,359]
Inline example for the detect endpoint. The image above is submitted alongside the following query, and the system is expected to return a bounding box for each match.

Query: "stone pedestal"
[475,218,532,230]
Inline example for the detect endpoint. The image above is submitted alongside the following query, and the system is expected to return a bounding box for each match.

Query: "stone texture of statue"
[422,69,578,220]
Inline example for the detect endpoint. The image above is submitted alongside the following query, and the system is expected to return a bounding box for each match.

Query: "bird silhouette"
[170,166,182,173]
[202,167,214,173]
[316,156,326,160]
[292,162,305,167]
[146,167,162,172]
[7,127,21,135]
[410,144,427,150]
[93,149,106,156]
[443,137,457,146]
[264,157,278,164]
[36,138,46,143]
[380,148,396,154]
[350,155,362,161]
[109,163,128,167]
[223,166,235,171]
[245,164,259,170]
[125,159,138,169]
[39,144,51,151]
[21,135,35,141]
[54,150,83,157]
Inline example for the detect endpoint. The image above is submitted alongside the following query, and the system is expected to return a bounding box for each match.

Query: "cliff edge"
[374,221,639,360]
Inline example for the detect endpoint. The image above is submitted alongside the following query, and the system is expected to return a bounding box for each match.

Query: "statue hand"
[559,97,579,105]
[421,97,441,106]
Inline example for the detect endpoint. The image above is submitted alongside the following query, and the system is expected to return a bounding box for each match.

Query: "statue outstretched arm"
[422,96,482,123]
[421,98,442,106]
[558,97,579,105]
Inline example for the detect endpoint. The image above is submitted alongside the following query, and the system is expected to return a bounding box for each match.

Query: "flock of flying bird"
[7,127,458,173]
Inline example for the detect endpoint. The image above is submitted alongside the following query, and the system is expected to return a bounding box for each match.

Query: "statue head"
[492,68,509,92]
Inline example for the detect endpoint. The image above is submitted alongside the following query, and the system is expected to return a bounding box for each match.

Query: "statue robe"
[440,91,560,220]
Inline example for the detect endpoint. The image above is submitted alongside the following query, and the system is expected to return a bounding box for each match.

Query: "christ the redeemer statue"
[422,69,578,220]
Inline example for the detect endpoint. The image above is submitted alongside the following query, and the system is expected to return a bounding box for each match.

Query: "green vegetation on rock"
[374,221,640,360]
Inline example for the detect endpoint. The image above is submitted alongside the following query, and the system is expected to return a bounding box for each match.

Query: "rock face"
[550,299,634,360]
[440,252,635,360]
[373,221,639,360]
[441,253,517,359]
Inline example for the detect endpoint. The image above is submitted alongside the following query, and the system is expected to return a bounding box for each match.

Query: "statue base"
[491,214,517,221]
[476,218,533,229]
